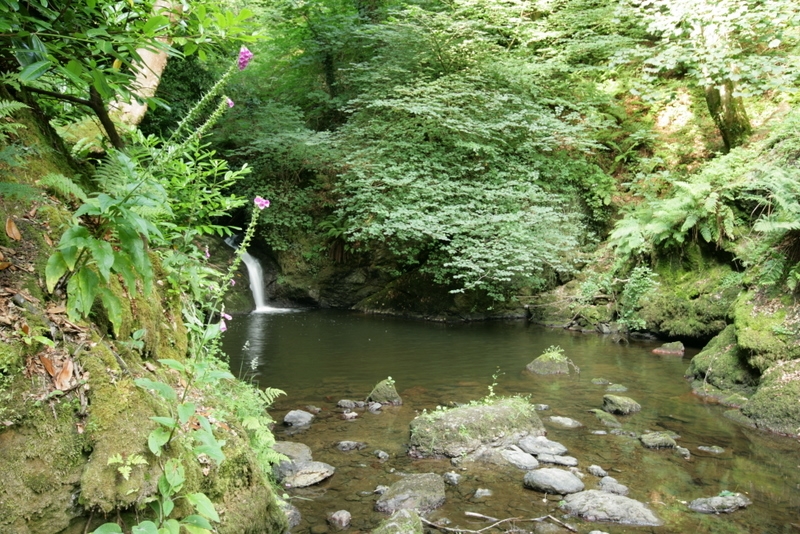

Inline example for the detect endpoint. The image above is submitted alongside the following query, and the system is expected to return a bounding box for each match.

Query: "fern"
[0,100,29,144]
[39,173,88,203]
[0,181,40,201]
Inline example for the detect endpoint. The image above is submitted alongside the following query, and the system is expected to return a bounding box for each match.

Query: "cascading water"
[225,236,285,314]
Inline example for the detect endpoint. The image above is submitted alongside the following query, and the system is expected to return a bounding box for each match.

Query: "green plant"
[107,453,148,482]
[617,266,659,331]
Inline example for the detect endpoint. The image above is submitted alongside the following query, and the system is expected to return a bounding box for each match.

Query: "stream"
[221,309,800,534]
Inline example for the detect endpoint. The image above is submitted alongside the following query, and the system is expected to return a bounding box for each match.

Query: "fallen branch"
[420,513,578,533]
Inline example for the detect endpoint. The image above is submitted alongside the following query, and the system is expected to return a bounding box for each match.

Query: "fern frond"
[39,173,88,203]
[0,100,29,143]
[0,181,40,200]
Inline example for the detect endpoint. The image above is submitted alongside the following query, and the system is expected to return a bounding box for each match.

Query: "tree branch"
[24,86,92,107]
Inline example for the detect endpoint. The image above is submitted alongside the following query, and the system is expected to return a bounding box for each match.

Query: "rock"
[587,465,608,477]
[337,400,357,409]
[374,485,389,494]
[409,397,545,459]
[591,378,611,385]
[277,498,302,529]
[698,445,725,454]
[375,450,390,460]
[336,441,366,451]
[676,446,691,459]
[518,435,568,456]
[341,410,358,420]
[605,383,628,392]
[534,404,550,411]
[523,468,585,495]
[501,447,539,470]
[537,453,578,467]
[652,341,685,356]
[368,401,383,413]
[273,441,313,463]
[443,472,461,486]
[281,461,336,488]
[327,510,351,530]
[284,409,314,426]
[562,490,663,526]
[548,416,582,428]
[588,409,621,428]
[372,509,424,534]
[305,405,322,414]
[688,493,752,513]
[375,473,446,514]
[310,524,328,534]
[741,359,800,435]
[526,352,570,375]
[368,377,402,405]
[602,395,641,415]
[599,476,629,496]
[473,488,492,498]
[591,430,607,435]
[640,431,676,449]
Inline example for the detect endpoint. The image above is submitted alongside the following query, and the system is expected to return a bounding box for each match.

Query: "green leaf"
[163,458,185,489]
[67,267,99,317]
[178,402,196,424]
[186,493,220,522]
[181,514,214,529]
[19,60,52,83]
[87,238,114,281]
[45,252,68,293]
[157,359,185,372]
[98,288,122,336]
[150,416,178,429]
[193,428,225,464]
[135,378,177,402]
[148,427,171,456]
[161,495,174,518]
[131,521,159,534]
[159,519,181,534]
[181,525,212,534]
[142,15,170,35]
[92,69,114,99]
[91,524,123,534]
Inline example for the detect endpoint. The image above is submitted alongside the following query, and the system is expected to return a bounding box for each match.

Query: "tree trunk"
[704,80,752,153]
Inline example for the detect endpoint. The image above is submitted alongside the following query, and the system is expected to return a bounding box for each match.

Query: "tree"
[0,0,254,148]
[632,0,800,151]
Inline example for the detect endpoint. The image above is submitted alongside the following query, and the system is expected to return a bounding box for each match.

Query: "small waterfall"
[241,251,272,312]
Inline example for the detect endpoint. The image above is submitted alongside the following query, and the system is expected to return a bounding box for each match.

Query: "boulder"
[523,468,585,495]
[741,359,800,435]
[368,377,402,405]
[375,473,446,514]
[409,397,545,459]
[602,395,641,415]
[501,447,539,470]
[518,435,568,456]
[652,341,685,356]
[280,461,335,488]
[640,432,677,449]
[688,493,752,514]
[272,442,313,481]
[598,476,629,496]
[562,490,663,526]
[537,454,578,467]
[372,509,424,534]
[548,416,582,428]
[526,353,570,375]
[284,410,314,427]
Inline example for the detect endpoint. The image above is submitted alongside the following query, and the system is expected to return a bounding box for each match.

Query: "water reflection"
[221,310,800,534]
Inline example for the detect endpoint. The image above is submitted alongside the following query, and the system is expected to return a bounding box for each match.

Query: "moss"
[639,261,739,341]
[741,360,800,435]
[367,378,402,405]
[732,291,800,372]
[685,325,758,396]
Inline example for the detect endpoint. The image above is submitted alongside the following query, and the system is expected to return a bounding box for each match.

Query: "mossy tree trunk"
[704,80,752,153]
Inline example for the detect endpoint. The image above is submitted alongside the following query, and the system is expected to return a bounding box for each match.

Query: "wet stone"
[599,476,629,496]
[501,446,539,470]
[588,409,621,428]
[443,472,461,486]
[473,488,492,498]
[372,510,424,534]
[562,490,663,526]
[537,453,579,467]
[676,446,691,459]
[282,461,336,488]
[336,440,367,451]
[587,465,608,477]
[375,473,446,514]
[523,468,585,495]
[534,404,550,411]
[284,409,315,426]
[602,395,641,415]
[337,400,357,409]
[375,450,390,460]
[688,493,752,514]
[591,378,611,385]
[606,384,628,392]
[548,416,582,428]
[518,435,568,456]
[327,510,351,530]
[640,432,676,449]
[698,445,725,454]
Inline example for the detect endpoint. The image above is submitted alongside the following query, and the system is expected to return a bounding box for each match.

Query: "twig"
[421,513,578,533]
[465,511,499,522]
[546,514,578,532]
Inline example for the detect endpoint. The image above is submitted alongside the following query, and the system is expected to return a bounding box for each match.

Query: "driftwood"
[420,512,578,533]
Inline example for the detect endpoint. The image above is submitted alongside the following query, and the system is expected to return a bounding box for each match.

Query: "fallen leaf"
[21,323,30,336]
[39,354,56,377]
[76,422,85,434]
[47,304,67,315]
[0,262,10,270]
[0,250,4,260]
[27,206,37,219]
[54,359,74,391]
[43,233,53,247]
[5,218,21,241]
[144,362,156,372]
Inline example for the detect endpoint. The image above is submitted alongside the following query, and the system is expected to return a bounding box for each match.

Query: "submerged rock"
[336,440,366,451]
[588,409,621,428]
[605,383,628,392]
[640,431,677,449]
[548,416,582,428]
[562,490,663,526]
[372,509,424,534]
[281,461,336,488]
[652,341,685,356]
[284,409,314,427]
[602,395,641,415]
[688,493,752,514]
[375,473,446,514]
[524,468,585,495]
[537,453,578,467]
[409,396,545,459]
[697,445,725,454]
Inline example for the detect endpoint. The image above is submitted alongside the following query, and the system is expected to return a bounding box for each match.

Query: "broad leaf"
[186,493,220,522]
[147,427,171,456]
[19,60,52,83]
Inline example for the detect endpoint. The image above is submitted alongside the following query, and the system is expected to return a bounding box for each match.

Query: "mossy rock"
[640,261,739,341]
[732,291,800,372]
[526,353,569,375]
[372,509,424,534]
[409,396,545,458]
[741,360,800,435]
[685,325,758,396]
[367,378,402,405]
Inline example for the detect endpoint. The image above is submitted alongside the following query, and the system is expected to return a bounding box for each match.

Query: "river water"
[221,309,800,534]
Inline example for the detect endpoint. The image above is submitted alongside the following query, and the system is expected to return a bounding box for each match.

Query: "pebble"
[374,449,390,460]
[444,472,462,485]
[473,488,492,498]
[534,404,550,411]
[587,465,608,477]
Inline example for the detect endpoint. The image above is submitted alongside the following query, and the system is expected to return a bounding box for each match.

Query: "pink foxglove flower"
[226,97,234,108]
[222,312,232,320]
[220,319,227,332]
[254,196,270,210]
[238,47,254,70]
[230,279,236,286]
[204,246,210,259]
